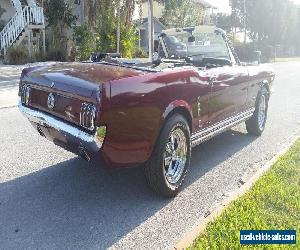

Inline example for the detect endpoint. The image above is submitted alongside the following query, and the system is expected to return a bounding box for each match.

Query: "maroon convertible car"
[18,26,275,197]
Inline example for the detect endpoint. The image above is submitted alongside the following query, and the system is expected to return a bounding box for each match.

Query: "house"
[138,17,166,53]
[0,0,45,57]
[138,0,217,53]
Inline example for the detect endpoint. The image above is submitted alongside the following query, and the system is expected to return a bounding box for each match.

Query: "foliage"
[190,139,300,249]
[234,42,274,63]
[5,47,29,65]
[44,0,77,29]
[76,0,138,58]
[231,0,299,47]
[45,48,66,61]
[0,2,6,31]
[215,13,233,33]
[134,47,148,58]
[159,0,205,27]
[119,26,138,58]
[0,20,5,32]
[43,0,77,59]
[230,0,245,30]
[73,23,96,61]
[0,3,5,18]
[222,0,300,58]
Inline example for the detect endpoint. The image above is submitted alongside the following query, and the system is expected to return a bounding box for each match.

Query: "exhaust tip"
[78,144,91,162]
[36,125,45,137]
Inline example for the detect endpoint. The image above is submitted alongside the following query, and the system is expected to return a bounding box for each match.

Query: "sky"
[206,0,231,13]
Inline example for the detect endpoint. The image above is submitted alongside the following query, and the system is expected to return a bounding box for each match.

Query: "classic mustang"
[18,26,275,197]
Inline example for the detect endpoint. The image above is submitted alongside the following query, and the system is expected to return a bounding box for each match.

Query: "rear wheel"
[246,87,269,136]
[145,114,191,197]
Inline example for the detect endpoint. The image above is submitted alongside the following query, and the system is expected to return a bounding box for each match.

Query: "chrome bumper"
[18,100,105,153]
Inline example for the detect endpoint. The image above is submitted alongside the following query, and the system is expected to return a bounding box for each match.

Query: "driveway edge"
[174,135,300,249]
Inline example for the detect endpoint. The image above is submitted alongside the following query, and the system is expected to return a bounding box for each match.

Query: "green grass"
[190,139,300,250]
[274,57,300,62]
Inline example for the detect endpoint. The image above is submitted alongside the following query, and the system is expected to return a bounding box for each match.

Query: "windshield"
[159,29,230,61]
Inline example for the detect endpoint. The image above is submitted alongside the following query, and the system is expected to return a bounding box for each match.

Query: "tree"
[0,3,5,18]
[229,0,300,58]
[159,0,205,27]
[0,3,6,31]
[215,13,232,33]
[43,0,77,55]
[73,0,138,59]
[296,7,300,54]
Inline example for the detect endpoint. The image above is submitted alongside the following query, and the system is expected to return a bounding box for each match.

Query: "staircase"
[0,0,44,56]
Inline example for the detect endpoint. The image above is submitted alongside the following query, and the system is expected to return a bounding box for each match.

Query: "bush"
[45,49,66,61]
[5,46,29,65]
[119,26,138,58]
[73,23,96,61]
[0,20,5,31]
[134,47,148,58]
[234,42,274,63]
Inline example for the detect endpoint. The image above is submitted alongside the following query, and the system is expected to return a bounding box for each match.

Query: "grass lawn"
[190,139,300,250]
[274,57,300,62]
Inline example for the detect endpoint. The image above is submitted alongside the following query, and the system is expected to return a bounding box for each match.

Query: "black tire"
[246,87,269,136]
[145,114,191,197]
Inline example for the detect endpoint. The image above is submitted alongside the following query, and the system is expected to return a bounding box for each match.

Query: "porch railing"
[0,6,44,55]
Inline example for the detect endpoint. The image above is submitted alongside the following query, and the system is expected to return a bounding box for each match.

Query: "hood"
[22,62,145,98]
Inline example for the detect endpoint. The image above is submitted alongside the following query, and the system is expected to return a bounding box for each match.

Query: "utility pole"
[243,0,247,44]
[117,1,121,54]
[148,0,154,61]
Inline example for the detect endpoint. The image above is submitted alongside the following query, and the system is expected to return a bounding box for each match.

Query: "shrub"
[134,47,148,58]
[45,49,66,61]
[234,42,274,63]
[73,23,96,61]
[119,26,138,58]
[5,46,29,65]
[0,20,5,31]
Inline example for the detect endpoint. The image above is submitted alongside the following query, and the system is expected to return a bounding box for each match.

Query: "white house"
[0,0,45,57]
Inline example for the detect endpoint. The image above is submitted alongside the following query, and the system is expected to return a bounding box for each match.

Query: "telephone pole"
[148,0,154,61]
[117,1,121,53]
[243,0,247,44]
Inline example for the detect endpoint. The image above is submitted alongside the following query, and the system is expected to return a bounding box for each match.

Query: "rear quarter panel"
[99,68,208,167]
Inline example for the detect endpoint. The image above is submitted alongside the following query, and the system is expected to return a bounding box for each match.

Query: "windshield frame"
[158,27,239,66]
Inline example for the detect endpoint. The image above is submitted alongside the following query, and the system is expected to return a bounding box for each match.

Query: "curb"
[174,135,300,249]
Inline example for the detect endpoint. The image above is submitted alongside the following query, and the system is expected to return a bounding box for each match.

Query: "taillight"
[80,102,96,131]
[20,85,31,105]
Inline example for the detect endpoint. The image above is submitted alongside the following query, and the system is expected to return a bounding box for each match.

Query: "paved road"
[0,65,22,108]
[0,62,299,249]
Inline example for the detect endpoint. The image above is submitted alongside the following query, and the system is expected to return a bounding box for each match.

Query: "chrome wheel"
[163,128,187,184]
[258,94,266,130]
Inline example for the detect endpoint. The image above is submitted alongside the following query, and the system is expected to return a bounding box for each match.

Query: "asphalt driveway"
[0,62,299,249]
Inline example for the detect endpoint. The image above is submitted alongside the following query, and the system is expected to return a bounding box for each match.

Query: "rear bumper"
[18,100,106,162]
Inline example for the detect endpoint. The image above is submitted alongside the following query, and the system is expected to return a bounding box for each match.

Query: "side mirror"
[188,36,195,43]
[152,52,161,66]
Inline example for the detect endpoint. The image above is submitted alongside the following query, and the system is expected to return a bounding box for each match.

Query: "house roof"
[137,17,166,30]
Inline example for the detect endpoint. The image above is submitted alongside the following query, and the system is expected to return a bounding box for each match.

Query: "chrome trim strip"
[18,99,104,152]
[191,108,255,147]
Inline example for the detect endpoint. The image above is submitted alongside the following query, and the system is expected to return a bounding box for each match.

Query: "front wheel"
[246,87,269,136]
[145,114,191,197]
